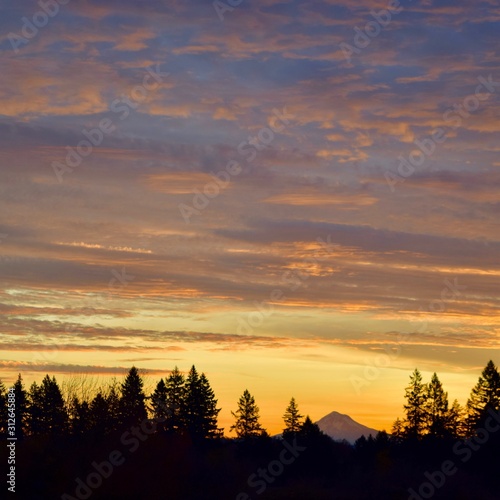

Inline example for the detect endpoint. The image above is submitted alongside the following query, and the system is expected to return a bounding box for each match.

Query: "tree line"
[1,360,499,443]
[0,365,319,441]
[391,360,500,442]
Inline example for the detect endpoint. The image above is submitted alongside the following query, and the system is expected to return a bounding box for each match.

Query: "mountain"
[315,411,379,444]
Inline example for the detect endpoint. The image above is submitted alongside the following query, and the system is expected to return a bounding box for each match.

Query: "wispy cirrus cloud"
[1,0,499,431]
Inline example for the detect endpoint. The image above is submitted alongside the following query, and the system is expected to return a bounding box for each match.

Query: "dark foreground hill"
[3,430,500,500]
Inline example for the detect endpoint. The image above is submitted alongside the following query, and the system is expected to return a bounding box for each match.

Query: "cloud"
[1,0,499,393]
[0,360,166,376]
[263,191,377,207]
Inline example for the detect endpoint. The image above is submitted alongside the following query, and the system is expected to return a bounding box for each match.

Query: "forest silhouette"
[1,361,500,499]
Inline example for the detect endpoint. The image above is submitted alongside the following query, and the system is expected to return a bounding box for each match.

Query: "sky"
[0,0,499,435]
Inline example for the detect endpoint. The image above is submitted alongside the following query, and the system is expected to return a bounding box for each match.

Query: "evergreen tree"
[89,390,120,436]
[466,360,500,430]
[355,434,368,450]
[70,396,91,435]
[13,374,27,439]
[425,373,449,438]
[40,375,68,434]
[447,399,465,439]
[375,430,390,447]
[231,389,264,439]
[182,366,221,439]
[164,367,185,433]
[182,365,201,436]
[402,369,427,439]
[391,417,405,443]
[151,378,168,431]
[282,397,303,436]
[119,367,147,426]
[27,382,44,435]
[298,415,322,439]
[26,375,68,435]
[106,384,121,432]
[296,415,329,449]
[197,373,222,439]
[89,392,108,434]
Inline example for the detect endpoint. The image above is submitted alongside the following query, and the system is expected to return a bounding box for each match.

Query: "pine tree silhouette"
[198,373,222,439]
[298,415,323,439]
[282,397,303,437]
[182,366,222,439]
[27,381,44,435]
[70,396,91,435]
[89,389,120,436]
[466,360,500,431]
[164,367,185,433]
[402,369,427,439]
[391,417,405,443]
[118,366,147,427]
[151,378,169,432]
[447,399,465,438]
[230,389,264,439]
[13,374,27,439]
[425,373,449,438]
[27,375,68,435]
[41,375,68,435]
